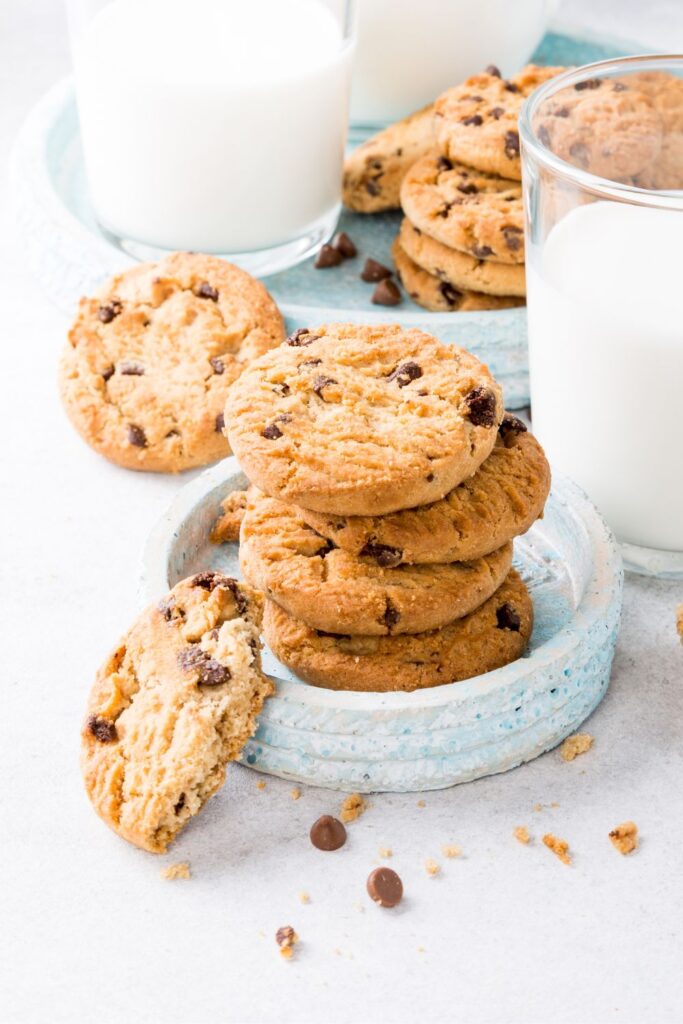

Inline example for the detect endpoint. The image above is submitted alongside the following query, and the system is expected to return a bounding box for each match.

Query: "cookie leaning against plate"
[263,568,533,692]
[398,218,526,298]
[400,153,525,264]
[60,252,285,472]
[81,572,273,853]
[298,414,550,564]
[343,103,435,213]
[224,323,504,516]
[240,490,513,636]
[392,239,524,313]
[434,64,565,180]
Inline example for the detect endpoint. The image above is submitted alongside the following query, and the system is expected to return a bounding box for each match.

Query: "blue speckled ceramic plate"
[140,460,623,792]
[11,28,640,410]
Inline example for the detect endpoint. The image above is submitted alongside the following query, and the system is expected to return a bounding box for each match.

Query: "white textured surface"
[1,3,682,1023]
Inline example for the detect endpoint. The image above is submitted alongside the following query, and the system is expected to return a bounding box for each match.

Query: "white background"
[2,3,683,1022]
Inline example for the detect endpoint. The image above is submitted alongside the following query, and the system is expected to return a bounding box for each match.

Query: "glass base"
[621,541,683,580]
[99,205,341,278]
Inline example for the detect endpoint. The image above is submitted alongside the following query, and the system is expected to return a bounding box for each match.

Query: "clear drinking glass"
[520,56,683,578]
[66,0,356,275]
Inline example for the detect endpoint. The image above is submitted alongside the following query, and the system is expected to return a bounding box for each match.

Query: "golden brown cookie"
[210,489,249,543]
[240,490,513,635]
[434,64,565,180]
[224,323,503,516]
[343,103,435,212]
[60,253,285,472]
[399,218,526,297]
[297,415,550,564]
[392,239,524,313]
[81,572,273,853]
[400,153,525,264]
[264,568,533,692]
[627,71,683,190]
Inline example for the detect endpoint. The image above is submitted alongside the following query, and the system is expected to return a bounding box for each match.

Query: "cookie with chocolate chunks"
[60,252,285,472]
[81,573,272,853]
[224,323,503,516]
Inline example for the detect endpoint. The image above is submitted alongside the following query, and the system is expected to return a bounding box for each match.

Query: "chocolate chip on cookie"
[464,386,497,427]
[387,360,422,387]
[87,715,118,743]
[496,602,521,631]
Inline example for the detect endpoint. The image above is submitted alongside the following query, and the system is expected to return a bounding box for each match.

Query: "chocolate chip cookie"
[224,323,504,516]
[343,103,435,213]
[263,568,533,692]
[629,71,683,189]
[434,64,565,180]
[81,572,273,853]
[400,154,525,264]
[240,490,513,635]
[399,218,526,297]
[392,239,524,313]
[60,253,285,472]
[297,415,550,564]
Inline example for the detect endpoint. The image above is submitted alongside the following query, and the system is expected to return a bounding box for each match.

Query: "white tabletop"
[2,3,683,1023]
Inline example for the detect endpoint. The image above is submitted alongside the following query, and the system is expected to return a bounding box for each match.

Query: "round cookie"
[298,414,550,564]
[224,323,504,516]
[434,64,565,180]
[399,218,526,297]
[343,103,435,213]
[263,568,533,692]
[400,153,525,264]
[81,571,273,853]
[624,72,683,190]
[534,76,663,182]
[392,239,524,313]
[240,490,513,636]
[60,252,286,472]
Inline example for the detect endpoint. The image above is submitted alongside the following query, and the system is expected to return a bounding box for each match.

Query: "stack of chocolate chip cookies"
[343,64,564,313]
[221,323,550,693]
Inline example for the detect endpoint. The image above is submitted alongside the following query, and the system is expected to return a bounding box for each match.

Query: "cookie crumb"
[290,787,301,800]
[677,604,683,642]
[417,946,426,953]
[210,489,248,543]
[560,733,594,762]
[417,799,426,808]
[533,803,543,812]
[276,926,299,960]
[379,847,393,858]
[441,844,461,858]
[161,862,190,880]
[425,858,441,876]
[513,826,531,845]
[609,821,638,855]
[551,802,560,808]
[340,793,366,823]
[256,780,266,791]
[542,833,571,865]
[299,891,310,904]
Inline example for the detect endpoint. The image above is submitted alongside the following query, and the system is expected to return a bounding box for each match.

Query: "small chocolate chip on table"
[372,278,402,306]
[367,866,403,908]
[332,231,357,259]
[314,244,343,269]
[361,258,392,282]
[310,814,347,851]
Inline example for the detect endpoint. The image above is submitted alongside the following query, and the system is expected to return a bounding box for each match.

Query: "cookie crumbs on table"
[442,845,461,858]
[379,847,393,859]
[676,604,683,642]
[290,787,302,801]
[340,793,367,823]
[560,733,594,761]
[513,826,531,845]
[425,859,441,877]
[543,833,572,865]
[275,926,299,960]
[298,891,311,904]
[256,780,266,791]
[161,862,191,880]
[609,821,639,855]
[210,489,248,543]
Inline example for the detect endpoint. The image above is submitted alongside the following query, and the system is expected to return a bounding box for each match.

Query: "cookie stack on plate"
[221,323,550,693]
[343,64,565,314]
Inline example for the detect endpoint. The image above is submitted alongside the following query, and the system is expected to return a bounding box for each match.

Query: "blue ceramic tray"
[10,28,639,410]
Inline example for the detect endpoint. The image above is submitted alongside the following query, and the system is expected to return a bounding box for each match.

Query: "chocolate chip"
[192,571,222,590]
[300,358,322,368]
[382,600,400,630]
[426,472,435,482]
[196,282,219,301]
[499,412,527,435]
[439,281,462,307]
[97,301,122,323]
[210,357,225,374]
[87,715,117,743]
[504,130,520,159]
[485,64,502,77]
[575,78,602,90]
[371,278,401,306]
[275,926,297,947]
[315,243,343,269]
[310,814,347,851]
[262,422,284,439]
[312,374,337,397]
[128,424,147,447]
[224,577,249,616]
[273,382,290,396]
[569,142,590,168]
[316,629,352,640]
[361,258,392,282]
[613,81,628,92]
[503,226,523,251]
[101,365,115,382]
[177,645,231,686]
[472,245,494,258]
[464,386,497,427]
[365,179,381,196]
[554,106,570,117]
[332,231,357,258]
[436,155,453,171]
[174,794,185,814]
[504,81,520,93]
[538,124,551,148]
[437,201,454,218]
[387,360,422,388]
[287,328,320,347]
[215,413,225,433]
[496,602,521,631]
[367,867,403,908]
[360,542,403,567]
[158,595,178,621]
[462,114,483,126]
[490,106,504,119]
[459,181,480,196]
[119,360,145,375]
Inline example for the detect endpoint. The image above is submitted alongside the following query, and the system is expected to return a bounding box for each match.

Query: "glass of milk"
[520,56,683,578]
[67,0,355,275]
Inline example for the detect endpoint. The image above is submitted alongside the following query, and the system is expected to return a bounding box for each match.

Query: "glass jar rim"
[519,54,683,211]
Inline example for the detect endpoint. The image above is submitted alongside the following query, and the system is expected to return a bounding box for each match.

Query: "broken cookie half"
[81,572,273,853]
